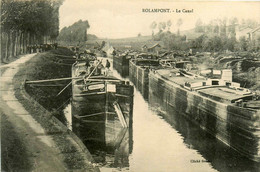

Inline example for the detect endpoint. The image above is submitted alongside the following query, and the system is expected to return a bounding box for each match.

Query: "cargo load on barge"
[71,56,134,149]
[129,53,160,99]
[148,63,260,162]
[113,52,134,77]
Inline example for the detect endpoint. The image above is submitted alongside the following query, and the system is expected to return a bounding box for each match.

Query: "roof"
[148,43,161,49]
[249,26,260,33]
[141,41,164,49]
[238,27,252,33]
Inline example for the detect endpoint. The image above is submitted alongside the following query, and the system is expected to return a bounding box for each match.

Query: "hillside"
[86,35,155,51]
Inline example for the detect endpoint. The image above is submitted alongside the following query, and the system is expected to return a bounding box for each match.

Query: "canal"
[64,58,259,172]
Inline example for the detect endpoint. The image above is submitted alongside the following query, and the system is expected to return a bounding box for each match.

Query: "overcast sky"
[59,0,260,39]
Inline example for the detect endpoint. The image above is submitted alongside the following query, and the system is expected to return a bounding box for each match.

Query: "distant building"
[142,43,162,55]
[234,26,260,41]
[101,42,115,57]
[248,26,260,41]
[236,27,252,40]
[142,44,148,52]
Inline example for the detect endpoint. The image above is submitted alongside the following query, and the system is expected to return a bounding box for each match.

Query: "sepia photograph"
[1,0,260,171]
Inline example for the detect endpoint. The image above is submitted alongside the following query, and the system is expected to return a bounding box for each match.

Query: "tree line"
[150,18,260,52]
[1,0,63,62]
[57,19,97,46]
[150,19,183,35]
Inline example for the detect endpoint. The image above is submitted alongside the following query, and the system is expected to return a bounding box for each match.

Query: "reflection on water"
[63,59,259,172]
[149,92,260,172]
[66,100,132,171]
[63,103,72,130]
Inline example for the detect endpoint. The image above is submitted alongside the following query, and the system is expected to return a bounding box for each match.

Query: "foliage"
[57,20,91,44]
[158,22,166,32]
[1,0,63,61]
[167,20,172,31]
[176,18,183,34]
[150,21,157,36]
[1,0,62,39]
[22,49,72,114]
[153,31,188,50]
[195,19,204,33]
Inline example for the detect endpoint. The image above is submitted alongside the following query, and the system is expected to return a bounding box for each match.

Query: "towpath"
[0,54,98,171]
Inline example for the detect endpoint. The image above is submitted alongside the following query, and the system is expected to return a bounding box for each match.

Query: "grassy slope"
[12,49,99,171]
[19,48,74,122]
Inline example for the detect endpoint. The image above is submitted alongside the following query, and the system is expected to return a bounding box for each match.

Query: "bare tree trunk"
[14,31,18,56]
[45,35,47,44]
[29,33,31,45]
[22,32,26,54]
[11,31,16,57]
[26,32,29,53]
[19,31,23,54]
[1,33,7,62]
[6,31,11,61]
[17,31,21,56]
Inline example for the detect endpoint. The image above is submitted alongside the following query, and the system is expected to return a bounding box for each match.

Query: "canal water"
[64,58,259,172]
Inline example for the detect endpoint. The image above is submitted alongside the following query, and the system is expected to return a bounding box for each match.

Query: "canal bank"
[0,53,99,171]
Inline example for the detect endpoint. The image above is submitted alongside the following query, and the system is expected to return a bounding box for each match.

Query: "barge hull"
[149,71,260,162]
[129,60,149,99]
[113,56,130,77]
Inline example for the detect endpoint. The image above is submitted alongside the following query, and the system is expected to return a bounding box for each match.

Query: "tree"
[239,36,248,51]
[245,19,258,28]
[158,22,166,33]
[220,18,227,37]
[167,20,172,31]
[162,33,187,50]
[228,17,238,39]
[1,0,64,62]
[176,18,183,35]
[150,21,157,36]
[58,20,90,44]
[195,19,204,33]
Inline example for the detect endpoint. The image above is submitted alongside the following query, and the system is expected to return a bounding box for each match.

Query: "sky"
[59,0,260,39]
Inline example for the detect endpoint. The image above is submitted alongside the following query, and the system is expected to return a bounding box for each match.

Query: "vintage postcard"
[1,0,260,172]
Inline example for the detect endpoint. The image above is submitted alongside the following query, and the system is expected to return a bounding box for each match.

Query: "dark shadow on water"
[71,106,133,169]
[149,93,260,172]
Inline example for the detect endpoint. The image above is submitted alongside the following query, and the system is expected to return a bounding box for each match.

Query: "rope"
[56,81,72,96]
[57,97,71,110]
[83,60,103,84]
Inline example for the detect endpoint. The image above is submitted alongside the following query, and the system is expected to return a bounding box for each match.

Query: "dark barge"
[129,54,160,99]
[148,67,260,162]
[71,59,134,149]
[113,53,132,77]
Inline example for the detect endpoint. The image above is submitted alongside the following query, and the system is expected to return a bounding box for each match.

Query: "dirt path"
[0,54,95,171]
[0,54,69,171]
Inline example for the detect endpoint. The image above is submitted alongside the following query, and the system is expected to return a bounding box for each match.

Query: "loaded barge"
[148,66,260,162]
[129,54,160,99]
[71,58,134,149]
[113,52,133,77]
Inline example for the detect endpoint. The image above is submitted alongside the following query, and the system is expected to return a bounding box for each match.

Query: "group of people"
[82,59,111,84]
[83,59,110,78]
[26,43,58,54]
